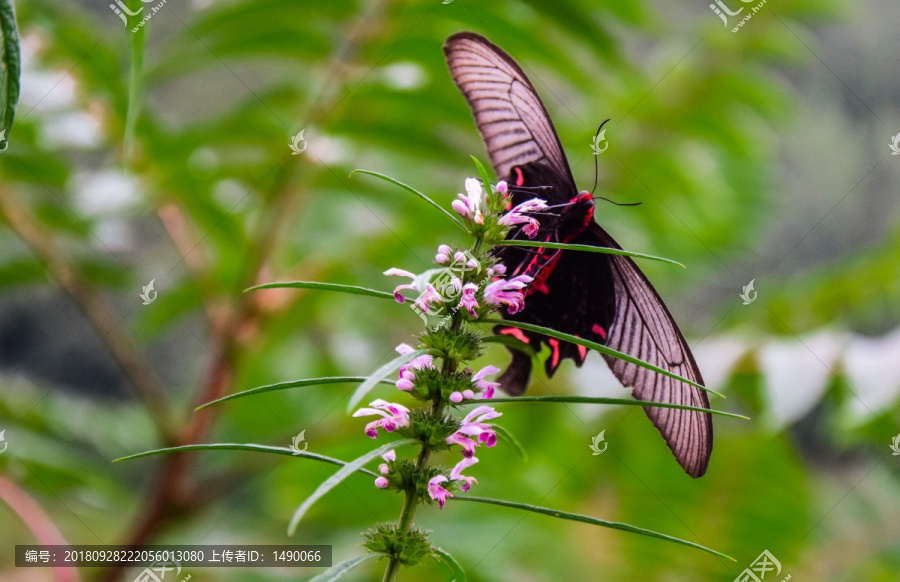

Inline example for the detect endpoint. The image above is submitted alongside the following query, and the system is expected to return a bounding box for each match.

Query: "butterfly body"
[444,31,714,478]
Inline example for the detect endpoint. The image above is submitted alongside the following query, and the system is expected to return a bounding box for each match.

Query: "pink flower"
[484,275,533,314]
[384,268,418,303]
[394,343,434,391]
[428,475,453,508]
[498,198,547,239]
[495,180,508,196]
[449,391,463,404]
[472,365,501,399]
[378,450,396,475]
[435,244,452,265]
[452,178,486,224]
[375,477,389,489]
[487,263,507,277]
[450,457,479,492]
[446,431,479,458]
[459,283,480,317]
[413,283,442,313]
[460,405,502,448]
[353,399,410,438]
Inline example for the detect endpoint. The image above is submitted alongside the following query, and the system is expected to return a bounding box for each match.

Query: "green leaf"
[470,155,494,200]
[113,444,378,477]
[459,396,748,420]
[124,8,145,166]
[308,553,385,582]
[481,334,538,357]
[432,547,467,582]
[492,423,527,462]
[496,240,685,268]
[452,496,734,561]
[0,0,21,151]
[346,349,436,413]
[288,438,419,535]
[481,319,724,398]
[350,169,467,232]
[196,377,395,411]
[245,280,395,300]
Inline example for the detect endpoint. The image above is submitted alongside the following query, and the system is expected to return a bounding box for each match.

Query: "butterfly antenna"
[590,118,611,196]
[592,196,642,207]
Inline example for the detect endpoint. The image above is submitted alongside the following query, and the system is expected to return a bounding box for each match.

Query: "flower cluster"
[355,175,539,520]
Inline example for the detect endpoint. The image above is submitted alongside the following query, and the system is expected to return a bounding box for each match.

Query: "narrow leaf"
[460,396,747,420]
[245,280,394,299]
[492,424,528,462]
[288,439,419,535]
[470,155,495,200]
[481,334,538,357]
[482,319,724,398]
[432,547,467,582]
[346,349,435,413]
[350,169,467,232]
[453,496,734,561]
[496,240,684,268]
[0,0,21,151]
[196,377,395,411]
[308,553,384,582]
[113,444,378,477]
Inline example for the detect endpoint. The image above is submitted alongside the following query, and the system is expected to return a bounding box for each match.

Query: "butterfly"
[444,32,713,477]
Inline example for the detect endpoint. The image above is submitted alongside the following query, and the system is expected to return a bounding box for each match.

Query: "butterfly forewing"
[444,32,576,194]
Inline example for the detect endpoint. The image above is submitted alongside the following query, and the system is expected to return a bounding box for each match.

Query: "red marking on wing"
[591,323,607,340]
[549,338,560,368]
[574,335,588,360]
[514,167,525,187]
[500,327,530,343]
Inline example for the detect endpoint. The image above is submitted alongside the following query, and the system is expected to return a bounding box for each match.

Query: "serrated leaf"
[481,334,538,358]
[244,280,395,299]
[492,424,527,462]
[113,444,378,477]
[350,169,467,232]
[346,349,435,413]
[288,439,419,535]
[453,496,734,561]
[459,396,747,419]
[482,319,724,398]
[432,547,466,582]
[496,240,685,268]
[196,377,395,411]
[0,0,21,151]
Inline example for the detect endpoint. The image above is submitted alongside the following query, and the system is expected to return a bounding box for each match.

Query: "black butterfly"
[444,32,713,478]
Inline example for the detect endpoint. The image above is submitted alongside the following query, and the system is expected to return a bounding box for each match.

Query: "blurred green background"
[2,0,900,580]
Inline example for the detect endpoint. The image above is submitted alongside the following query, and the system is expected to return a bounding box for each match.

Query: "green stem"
[382,278,470,581]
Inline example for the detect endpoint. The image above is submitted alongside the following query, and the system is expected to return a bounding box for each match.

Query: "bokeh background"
[1,0,899,580]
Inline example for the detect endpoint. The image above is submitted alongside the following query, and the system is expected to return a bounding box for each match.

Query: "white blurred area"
[570,328,900,430]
